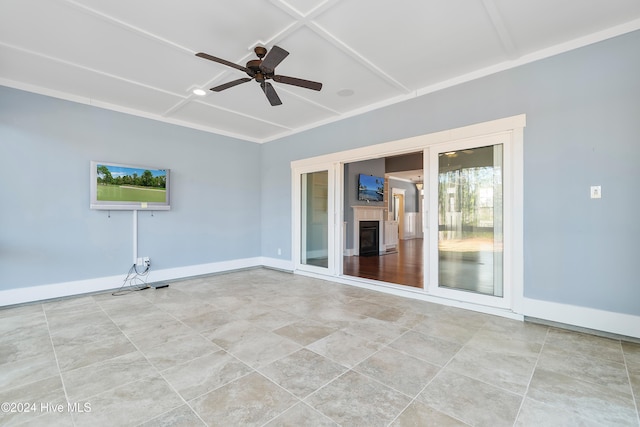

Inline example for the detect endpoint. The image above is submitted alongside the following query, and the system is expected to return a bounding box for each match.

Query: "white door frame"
[291,114,525,315]
[292,163,339,276]
[391,188,406,238]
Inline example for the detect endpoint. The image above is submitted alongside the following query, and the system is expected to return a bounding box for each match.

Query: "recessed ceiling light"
[337,89,354,97]
[192,88,207,96]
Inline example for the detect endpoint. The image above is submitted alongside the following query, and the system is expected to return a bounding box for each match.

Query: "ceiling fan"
[195,45,323,106]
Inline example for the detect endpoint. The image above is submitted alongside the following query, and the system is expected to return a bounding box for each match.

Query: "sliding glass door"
[437,144,503,295]
[427,133,513,308]
[291,116,524,312]
[301,171,329,267]
[294,165,338,275]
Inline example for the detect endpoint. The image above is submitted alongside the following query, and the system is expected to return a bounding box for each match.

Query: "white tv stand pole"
[132,210,138,265]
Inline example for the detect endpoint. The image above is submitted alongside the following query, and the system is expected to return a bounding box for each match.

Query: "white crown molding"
[2,18,639,144]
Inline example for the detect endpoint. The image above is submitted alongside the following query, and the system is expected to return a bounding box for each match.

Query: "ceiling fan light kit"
[196,45,323,106]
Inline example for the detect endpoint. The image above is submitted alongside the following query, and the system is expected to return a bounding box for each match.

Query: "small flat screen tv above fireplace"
[358,174,384,202]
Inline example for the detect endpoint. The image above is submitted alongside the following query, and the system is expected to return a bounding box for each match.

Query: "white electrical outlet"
[590,185,601,199]
[143,257,150,267]
[277,248,282,255]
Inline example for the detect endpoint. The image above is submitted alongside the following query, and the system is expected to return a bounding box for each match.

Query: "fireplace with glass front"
[359,221,380,256]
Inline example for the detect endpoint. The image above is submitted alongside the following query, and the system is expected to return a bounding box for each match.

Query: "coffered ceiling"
[2,0,639,143]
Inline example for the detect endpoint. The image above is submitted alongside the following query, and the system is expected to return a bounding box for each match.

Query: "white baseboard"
[522,297,640,339]
[0,273,130,307]
[259,257,294,272]
[0,257,263,307]
[149,257,263,283]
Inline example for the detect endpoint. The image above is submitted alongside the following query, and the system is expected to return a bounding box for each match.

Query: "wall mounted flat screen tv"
[358,173,384,202]
[90,161,170,210]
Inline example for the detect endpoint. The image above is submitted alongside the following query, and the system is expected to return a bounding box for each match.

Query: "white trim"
[390,187,407,239]
[291,114,525,314]
[510,126,525,314]
[523,297,640,339]
[148,257,263,282]
[266,18,639,143]
[291,115,526,169]
[351,206,386,256]
[0,77,267,144]
[0,257,262,307]
[260,257,295,272]
[292,164,338,276]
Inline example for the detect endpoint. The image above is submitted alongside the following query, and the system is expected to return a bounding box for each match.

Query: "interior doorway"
[393,192,405,239]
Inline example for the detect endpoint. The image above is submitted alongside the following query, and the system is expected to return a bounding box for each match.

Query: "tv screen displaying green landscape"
[90,161,170,210]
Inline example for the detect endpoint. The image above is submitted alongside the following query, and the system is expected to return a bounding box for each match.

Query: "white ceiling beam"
[269,0,339,20]
[270,0,411,93]
[0,41,183,99]
[61,0,193,55]
[306,21,412,94]
[481,0,519,59]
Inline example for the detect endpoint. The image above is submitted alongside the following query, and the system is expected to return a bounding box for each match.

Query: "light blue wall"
[2,30,638,317]
[261,30,640,316]
[0,87,261,291]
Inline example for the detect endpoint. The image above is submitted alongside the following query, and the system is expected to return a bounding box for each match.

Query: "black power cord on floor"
[112,263,151,296]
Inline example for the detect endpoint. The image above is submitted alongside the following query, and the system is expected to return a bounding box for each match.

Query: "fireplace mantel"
[352,206,385,256]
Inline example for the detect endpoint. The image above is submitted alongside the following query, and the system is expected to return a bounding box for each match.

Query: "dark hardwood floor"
[343,238,423,288]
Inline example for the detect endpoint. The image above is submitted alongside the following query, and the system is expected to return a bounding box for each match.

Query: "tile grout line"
[526,329,639,424]
[620,343,640,425]
[352,358,458,426]
[142,278,307,426]
[201,282,307,427]
[41,302,77,426]
[96,294,209,427]
[285,309,443,425]
[512,325,549,425]
[252,371,306,427]
[385,319,490,427]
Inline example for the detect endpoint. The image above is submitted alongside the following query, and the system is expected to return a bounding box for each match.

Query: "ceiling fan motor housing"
[246,59,268,81]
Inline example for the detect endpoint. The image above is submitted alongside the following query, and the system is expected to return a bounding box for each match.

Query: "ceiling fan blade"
[261,81,282,106]
[260,46,289,73]
[196,52,248,73]
[210,78,252,92]
[273,75,322,91]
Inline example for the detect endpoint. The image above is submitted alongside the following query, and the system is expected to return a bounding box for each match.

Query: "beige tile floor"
[1,268,639,426]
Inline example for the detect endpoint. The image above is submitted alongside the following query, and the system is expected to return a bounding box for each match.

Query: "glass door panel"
[301,171,329,268]
[437,144,503,297]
